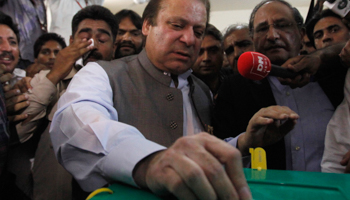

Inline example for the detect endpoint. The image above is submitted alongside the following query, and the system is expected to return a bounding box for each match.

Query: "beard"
[115,41,142,59]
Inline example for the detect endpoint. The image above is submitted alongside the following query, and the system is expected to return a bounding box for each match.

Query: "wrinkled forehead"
[254,2,294,27]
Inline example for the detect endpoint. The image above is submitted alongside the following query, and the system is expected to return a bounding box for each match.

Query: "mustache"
[264,42,286,50]
[87,49,103,60]
[0,51,14,60]
[118,41,136,49]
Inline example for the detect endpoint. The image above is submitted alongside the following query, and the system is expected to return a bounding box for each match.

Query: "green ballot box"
[89,169,350,200]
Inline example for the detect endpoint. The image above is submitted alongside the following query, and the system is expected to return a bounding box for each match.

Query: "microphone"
[237,51,298,81]
[324,0,350,17]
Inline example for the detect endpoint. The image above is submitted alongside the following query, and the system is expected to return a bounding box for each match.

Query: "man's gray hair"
[248,0,303,36]
[222,23,249,45]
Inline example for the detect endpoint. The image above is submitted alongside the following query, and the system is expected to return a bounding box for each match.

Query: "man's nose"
[121,32,132,41]
[233,46,243,60]
[180,28,196,47]
[49,52,56,59]
[322,32,333,45]
[266,26,280,41]
[0,40,12,52]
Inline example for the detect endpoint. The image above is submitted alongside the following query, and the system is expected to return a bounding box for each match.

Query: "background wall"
[210,6,310,32]
[103,0,312,33]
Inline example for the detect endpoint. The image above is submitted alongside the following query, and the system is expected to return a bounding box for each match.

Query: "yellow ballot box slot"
[250,147,267,170]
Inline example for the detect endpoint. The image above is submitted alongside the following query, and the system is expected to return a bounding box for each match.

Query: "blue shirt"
[267,76,334,171]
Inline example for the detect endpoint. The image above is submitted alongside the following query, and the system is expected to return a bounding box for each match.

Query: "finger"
[0,73,13,84]
[73,38,94,51]
[3,84,11,92]
[259,106,299,121]
[0,64,6,74]
[13,101,30,112]
[282,55,304,68]
[19,78,32,93]
[295,73,310,88]
[203,135,252,200]
[4,89,21,99]
[286,57,307,72]
[5,93,29,108]
[345,162,350,173]
[171,144,225,200]
[340,151,350,165]
[145,152,199,199]
[6,101,29,114]
[160,167,198,200]
[277,77,292,86]
[8,113,28,122]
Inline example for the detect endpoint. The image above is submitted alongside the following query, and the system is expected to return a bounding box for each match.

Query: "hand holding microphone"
[237,52,313,88]
[237,51,299,81]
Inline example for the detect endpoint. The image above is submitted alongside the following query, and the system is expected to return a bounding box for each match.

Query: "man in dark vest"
[50,0,302,199]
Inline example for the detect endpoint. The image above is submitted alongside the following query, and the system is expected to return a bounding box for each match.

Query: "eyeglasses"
[253,22,296,36]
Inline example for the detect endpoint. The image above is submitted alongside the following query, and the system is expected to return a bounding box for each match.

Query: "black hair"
[33,33,67,58]
[305,9,347,48]
[115,9,142,30]
[205,24,222,42]
[142,0,210,26]
[0,11,20,43]
[72,5,118,41]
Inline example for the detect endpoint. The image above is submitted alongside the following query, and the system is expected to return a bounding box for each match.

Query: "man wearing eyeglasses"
[214,0,346,171]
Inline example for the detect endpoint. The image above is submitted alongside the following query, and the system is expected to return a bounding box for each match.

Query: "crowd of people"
[0,0,349,200]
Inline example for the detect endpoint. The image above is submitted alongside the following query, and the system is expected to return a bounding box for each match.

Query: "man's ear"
[142,19,151,36]
[69,36,73,45]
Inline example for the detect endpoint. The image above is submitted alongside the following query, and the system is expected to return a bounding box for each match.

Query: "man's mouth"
[0,57,13,64]
[175,51,190,58]
[265,45,285,51]
[121,44,133,48]
[46,62,55,67]
[200,65,214,71]
[0,52,14,65]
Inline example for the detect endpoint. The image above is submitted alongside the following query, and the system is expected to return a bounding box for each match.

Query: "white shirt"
[322,69,350,173]
[47,0,104,44]
[50,62,204,191]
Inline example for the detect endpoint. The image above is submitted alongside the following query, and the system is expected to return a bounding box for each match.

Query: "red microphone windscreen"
[237,52,272,80]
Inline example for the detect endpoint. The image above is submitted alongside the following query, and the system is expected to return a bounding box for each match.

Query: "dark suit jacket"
[213,64,347,170]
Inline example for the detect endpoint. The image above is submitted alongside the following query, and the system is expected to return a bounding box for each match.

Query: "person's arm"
[0,64,29,123]
[237,106,299,156]
[46,38,93,85]
[51,63,252,199]
[50,63,166,191]
[14,38,93,142]
[15,70,57,143]
[278,42,346,88]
